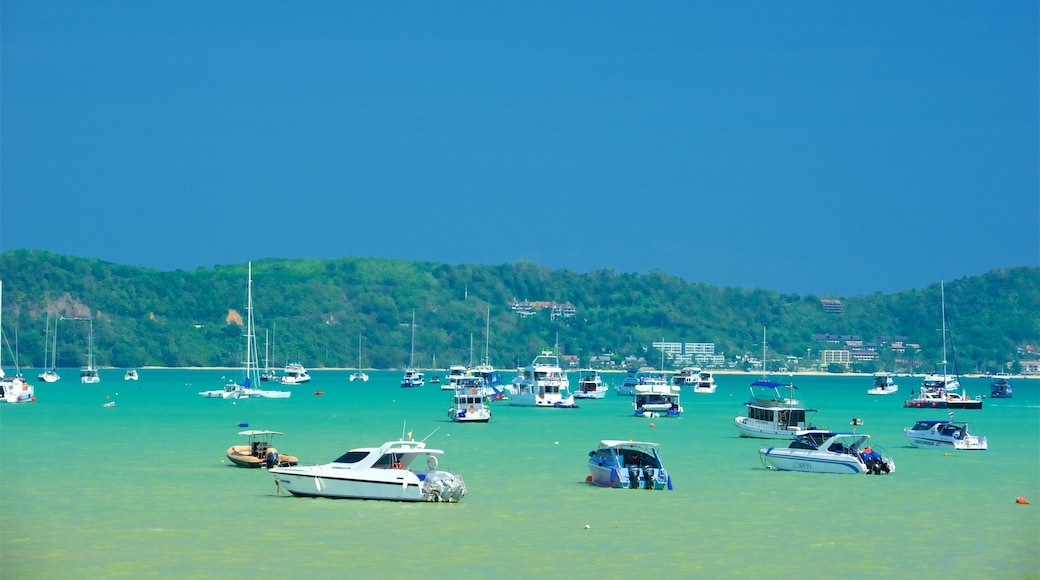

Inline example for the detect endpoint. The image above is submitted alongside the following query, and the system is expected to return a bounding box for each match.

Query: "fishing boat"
[400,310,425,388]
[693,369,717,394]
[509,350,577,408]
[38,313,60,383]
[198,263,289,399]
[349,333,369,382]
[867,372,898,395]
[0,282,36,403]
[904,420,987,451]
[227,429,299,468]
[269,437,467,502]
[80,318,100,384]
[633,382,682,417]
[759,431,895,475]
[587,440,672,490]
[124,369,139,381]
[574,368,609,399]
[280,362,311,385]
[448,376,492,422]
[615,369,669,396]
[989,373,1012,398]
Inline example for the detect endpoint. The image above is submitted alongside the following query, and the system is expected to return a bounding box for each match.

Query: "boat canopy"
[751,380,796,389]
[598,440,661,453]
[238,430,284,436]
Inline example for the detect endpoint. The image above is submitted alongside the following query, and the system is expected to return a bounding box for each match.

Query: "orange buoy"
[314,391,324,396]
[585,475,593,482]
[649,422,655,428]
[1016,496,1029,505]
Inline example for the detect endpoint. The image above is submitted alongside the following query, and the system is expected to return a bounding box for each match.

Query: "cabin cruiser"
[693,370,717,394]
[633,382,682,417]
[400,368,425,388]
[759,431,895,475]
[990,373,1012,398]
[443,365,467,390]
[616,369,669,396]
[269,438,466,502]
[448,376,492,422]
[574,369,609,399]
[280,363,311,385]
[867,372,898,395]
[734,380,818,439]
[904,420,987,450]
[587,440,672,490]
[670,367,700,389]
[227,430,299,468]
[508,351,576,408]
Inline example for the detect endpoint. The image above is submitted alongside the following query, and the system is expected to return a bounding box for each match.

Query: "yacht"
[280,362,311,385]
[448,376,492,422]
[633,382,682,418]
[574,369,609,399]
[989,373,1012,398]
[693,370,717,394]
[444,365,467,390]
[509,351,577,408]
[670,367,700,389]
[615,369,669,396]
[867,372,898,395]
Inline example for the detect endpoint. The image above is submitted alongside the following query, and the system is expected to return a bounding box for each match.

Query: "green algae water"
[2,370,1038,578]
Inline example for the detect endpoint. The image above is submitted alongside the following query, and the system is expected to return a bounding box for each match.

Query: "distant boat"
[670,367,699,389]
[904,420,987,451]
[574,369,608,399]
[349,332,369,383]
[693,370,717,394]
[80,318,100,384]
[124,369,139,381]
[587,440,672,490]
[280,362,311,385]
[867,372,898,395]
[38,313,60,383]
[904,281,981,409]
[509,350,576,408]
[444,365,467,390]
[759,431,895,475]
[448,376,492,422]
[0,281,36,403]
[989,373,1012,398]
[400,310,424,388]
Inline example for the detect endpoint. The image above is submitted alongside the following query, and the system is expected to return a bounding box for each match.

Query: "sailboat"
[0,281,37,403]
[199,262,290,399]
[400,310,424,387]
[470,307,505,399]
[350,332,369,382]
[260,328,279,382]
[905,281,982,409]
[80,318,100,384]
[38,313,60,383]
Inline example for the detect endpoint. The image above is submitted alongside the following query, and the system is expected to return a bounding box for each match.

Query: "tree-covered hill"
[1,250,1037,374]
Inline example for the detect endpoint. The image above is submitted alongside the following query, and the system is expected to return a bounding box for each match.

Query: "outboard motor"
[628,465,641,489]
[266,450,278,468]
[643,466,656,489]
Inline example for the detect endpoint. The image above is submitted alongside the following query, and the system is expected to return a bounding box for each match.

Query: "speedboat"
[508,351,577,408]
[693,370,717,394]
[574,369,609,399]
[615,369,669,396]
[0,373,35,403]
[633,382,682,417]
[867,372,898,395]
[670,367,700,389]
[759,431,895,475]
[904,420,987,450]
[280,362,311,385]
[990,373,1013,398]
[124,369,139,381]
[227,430,299,468]
[400,368,425,388]
[587,440,672,490]
[734,380,818,439]
[444,365,467,390]
[269,439,467,502]
[448,376,491,422]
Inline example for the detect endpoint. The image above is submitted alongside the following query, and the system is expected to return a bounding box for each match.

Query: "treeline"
[1,250,1037,374]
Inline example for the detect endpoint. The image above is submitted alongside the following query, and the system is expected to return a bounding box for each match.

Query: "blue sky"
[2,2,1037,296]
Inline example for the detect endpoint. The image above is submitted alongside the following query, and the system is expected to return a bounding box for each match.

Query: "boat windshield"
[333,451,369,464]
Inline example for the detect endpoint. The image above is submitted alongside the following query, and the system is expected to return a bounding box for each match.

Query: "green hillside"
[1,250,1037,374]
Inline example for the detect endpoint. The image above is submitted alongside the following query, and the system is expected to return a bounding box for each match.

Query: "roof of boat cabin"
[597,440,661,450]
[238,430,285,436]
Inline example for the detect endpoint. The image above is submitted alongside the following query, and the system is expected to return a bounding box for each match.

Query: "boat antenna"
[420,426,441,443]
[401,421,407,441]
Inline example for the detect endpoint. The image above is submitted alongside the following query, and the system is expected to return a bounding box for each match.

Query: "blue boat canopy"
[751,380,797,389]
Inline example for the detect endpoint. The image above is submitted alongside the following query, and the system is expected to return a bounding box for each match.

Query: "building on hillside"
[820,349,852,369]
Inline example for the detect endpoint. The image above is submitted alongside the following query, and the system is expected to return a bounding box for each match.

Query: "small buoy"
[584,524,590,529]
[944,452,952,456]
[1016,496,1029,505]
[554,441,559,445]
[220,460,225,464]
[585,475,593,482]
[649,423,655,428]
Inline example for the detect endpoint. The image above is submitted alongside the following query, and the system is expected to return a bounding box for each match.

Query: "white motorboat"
[904,420,987,450]
[759,431,895,475]
[227,429,299,468]
[693,370,717,394]
[734,380,818,439]
[199,263,290,399]
[509,351,577,408]
[444,364,467,390]
[615,369,669,396]
[867,372,898,395]
[633,382,682,417]
[124,369,139,381]
[280,362,311,385]
[448,376,492,422]
[670,367,700,389]
[587,440,672,490]
[574,369,609,399]
[269,438,467,502]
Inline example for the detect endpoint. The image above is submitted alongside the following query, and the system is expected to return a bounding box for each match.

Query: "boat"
[508,350,577,408]
[989,373,1013,398]
[430,375,441,384]
[615,369,669,396]
[280,362,311,385]
[226,430,299,468]
[38,313,60,383]
[198,263,290,399]
[79,318,100,384]
[469,309,506,400]
[444,364,467,390]
[400,310,425,387]
[759,431,895,475]
[269,437,467,502]
[670,367,700,389]
[260,328,279,382]
[574,368,609,399]
[349,333,369,382]
[124,369,139,381]
[633,381,682,417]
[0,282,36,403]
[904,281,981,409]
[904,420,987,450]
[447,376,492,422]
[586,440,673,490]
[867,372,898,395]
[735,380,818,439]
[693,370,717,394]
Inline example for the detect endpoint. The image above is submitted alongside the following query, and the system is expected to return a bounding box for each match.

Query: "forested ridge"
[1,250,1037,374]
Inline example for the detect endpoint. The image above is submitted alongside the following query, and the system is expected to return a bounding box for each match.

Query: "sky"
[2,2,1037,297]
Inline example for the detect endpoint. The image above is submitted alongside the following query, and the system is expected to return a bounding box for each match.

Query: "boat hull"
[508,393,577,408]
[270,466,465,502]
[588,464,670,490]
[734,416,800,439]
[226,445,299,468]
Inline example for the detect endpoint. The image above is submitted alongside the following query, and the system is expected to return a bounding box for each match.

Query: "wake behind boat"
[759,431,895,475]
[269,438,466,502]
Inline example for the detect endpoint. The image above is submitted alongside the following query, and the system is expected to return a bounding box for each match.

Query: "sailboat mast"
[762,326,767,377]
[940,280,948,379]
[409,309,416,368]
[484,307,491,366]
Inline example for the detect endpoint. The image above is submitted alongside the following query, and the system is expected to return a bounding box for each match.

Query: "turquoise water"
[2,370,1038,579]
